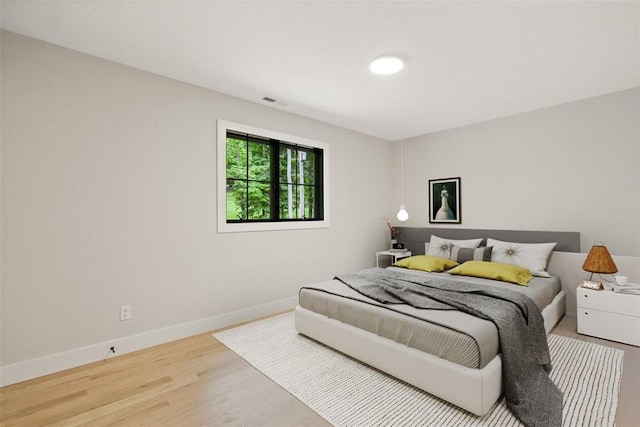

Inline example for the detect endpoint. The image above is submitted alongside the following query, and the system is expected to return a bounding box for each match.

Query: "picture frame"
[429,177,461,224]
[581,280,604,290]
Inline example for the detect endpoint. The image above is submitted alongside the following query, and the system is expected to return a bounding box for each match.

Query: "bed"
[294,229,579,418]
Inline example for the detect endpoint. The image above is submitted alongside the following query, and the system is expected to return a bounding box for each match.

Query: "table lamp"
[581,242,618,289]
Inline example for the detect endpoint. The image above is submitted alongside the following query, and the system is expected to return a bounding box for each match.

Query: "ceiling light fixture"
[369,56,404,75]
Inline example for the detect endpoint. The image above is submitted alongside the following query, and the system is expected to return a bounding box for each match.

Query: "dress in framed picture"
[429,177,461,224]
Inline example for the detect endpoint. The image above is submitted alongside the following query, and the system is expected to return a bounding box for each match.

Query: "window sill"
[218,219,330,233]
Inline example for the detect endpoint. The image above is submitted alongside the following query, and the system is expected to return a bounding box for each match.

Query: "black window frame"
[225,130,324,224]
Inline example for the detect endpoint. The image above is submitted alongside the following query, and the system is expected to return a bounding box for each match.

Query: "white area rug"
[214,314,623,426]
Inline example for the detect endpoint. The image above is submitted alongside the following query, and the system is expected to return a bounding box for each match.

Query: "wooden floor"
[1,314,638,427]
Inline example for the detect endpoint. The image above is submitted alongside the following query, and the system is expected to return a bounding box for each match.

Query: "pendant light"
[396,138,409,221]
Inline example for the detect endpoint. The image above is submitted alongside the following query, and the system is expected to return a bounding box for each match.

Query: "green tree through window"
[225,130,323,223]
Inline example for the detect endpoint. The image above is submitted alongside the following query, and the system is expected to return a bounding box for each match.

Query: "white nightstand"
[376,250,411,267]
[576,284,640,347]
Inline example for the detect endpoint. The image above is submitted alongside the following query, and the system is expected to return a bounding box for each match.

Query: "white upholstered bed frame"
[295,229,578,415]
[294,290,566,416]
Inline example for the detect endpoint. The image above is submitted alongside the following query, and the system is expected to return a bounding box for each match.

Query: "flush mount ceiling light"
[369,56,404,75]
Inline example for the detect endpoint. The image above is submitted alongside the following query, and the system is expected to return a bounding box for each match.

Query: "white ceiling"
[1,1,638,141]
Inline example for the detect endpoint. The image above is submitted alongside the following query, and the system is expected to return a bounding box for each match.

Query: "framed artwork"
[429,177,461,224]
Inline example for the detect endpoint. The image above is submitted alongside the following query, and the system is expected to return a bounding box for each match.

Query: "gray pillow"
[450,245,493,263]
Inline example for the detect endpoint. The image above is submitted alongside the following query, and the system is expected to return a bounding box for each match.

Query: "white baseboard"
[0,296,298,387]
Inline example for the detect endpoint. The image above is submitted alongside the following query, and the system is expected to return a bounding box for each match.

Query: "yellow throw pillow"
[394,255,459,273]
[447,261,533,286]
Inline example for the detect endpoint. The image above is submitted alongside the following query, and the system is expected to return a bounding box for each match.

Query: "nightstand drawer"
[577,308,640,346]
[576,287,640,317]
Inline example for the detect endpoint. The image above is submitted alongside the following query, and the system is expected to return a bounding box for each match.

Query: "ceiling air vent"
[262,96,277,103]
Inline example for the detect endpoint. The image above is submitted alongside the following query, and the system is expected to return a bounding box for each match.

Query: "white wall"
[394,88,640,258]
[0,31,393,375]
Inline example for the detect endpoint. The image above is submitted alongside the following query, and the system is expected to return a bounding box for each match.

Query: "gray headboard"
[397,227,580,255]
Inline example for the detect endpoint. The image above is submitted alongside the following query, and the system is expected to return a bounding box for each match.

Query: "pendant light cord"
[396,136,409,222]
[400,139,404,204]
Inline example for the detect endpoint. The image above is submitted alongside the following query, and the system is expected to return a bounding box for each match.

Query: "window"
[217,120,329,232]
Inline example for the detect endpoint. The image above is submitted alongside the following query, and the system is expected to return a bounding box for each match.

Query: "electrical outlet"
[120,305,131,321]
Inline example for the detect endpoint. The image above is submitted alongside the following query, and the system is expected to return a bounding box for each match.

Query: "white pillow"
[426,235,483,258]
[487,238,557,277]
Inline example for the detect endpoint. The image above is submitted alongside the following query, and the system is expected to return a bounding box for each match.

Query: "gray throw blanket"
[335,268,563,427]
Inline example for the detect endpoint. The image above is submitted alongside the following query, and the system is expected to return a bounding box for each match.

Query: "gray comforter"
[335,267,563,427]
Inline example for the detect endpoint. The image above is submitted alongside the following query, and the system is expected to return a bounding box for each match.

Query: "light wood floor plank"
[1,314,637,426]
[57,374,200,426]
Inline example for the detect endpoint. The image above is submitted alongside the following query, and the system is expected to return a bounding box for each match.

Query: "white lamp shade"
[396,205,409,221]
